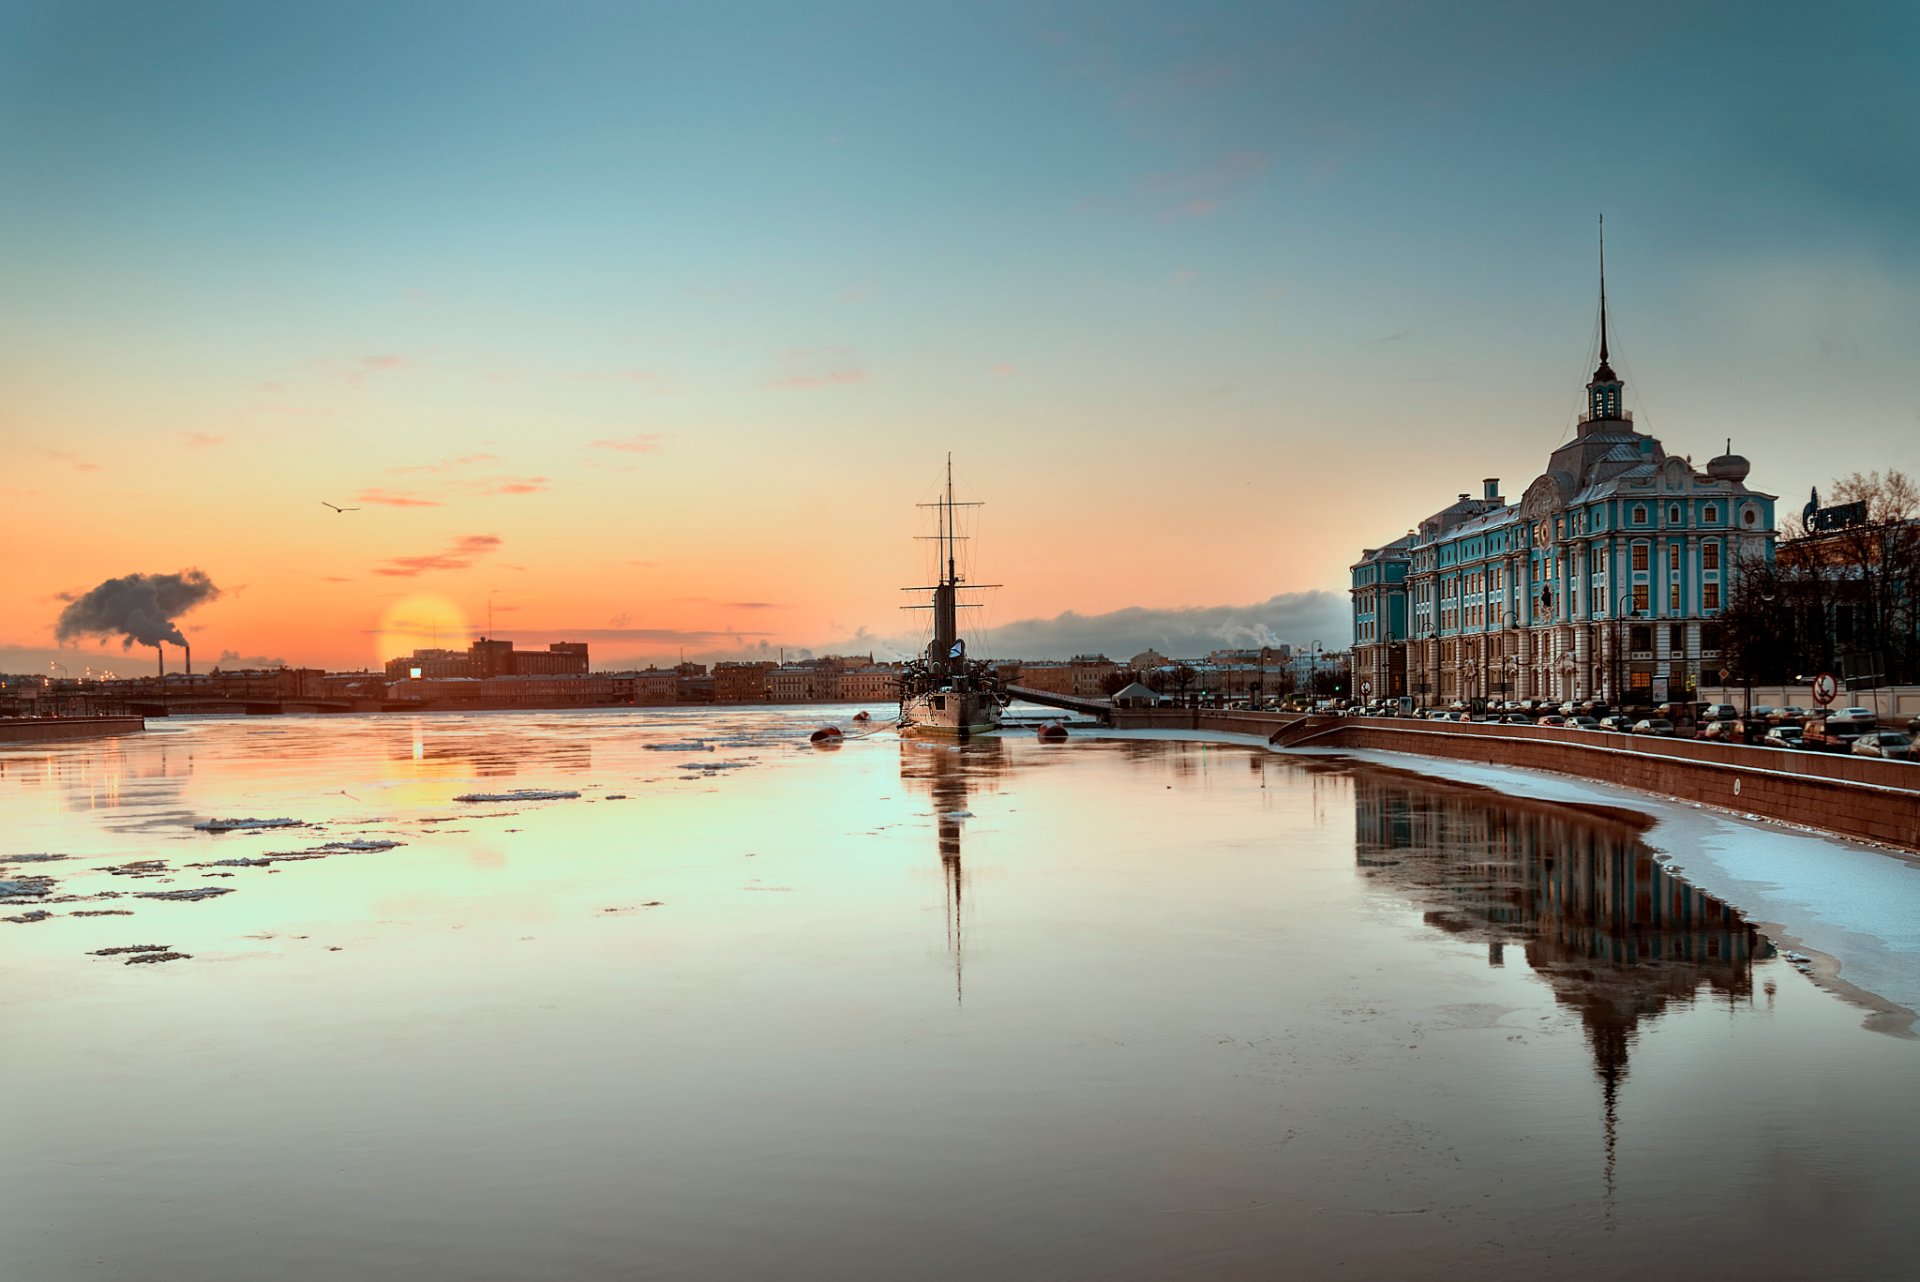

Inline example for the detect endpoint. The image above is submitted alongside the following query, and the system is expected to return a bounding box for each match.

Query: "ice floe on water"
[1,853,70,864]
[124,951,191,964]
[0,877,53,898]
[452,789,581,803]
[189,838,404,870]
[194,817,305,833]
[645,740,714,752]
[4,909,53,924]
[135,887,235,902]
[677,761,752,773]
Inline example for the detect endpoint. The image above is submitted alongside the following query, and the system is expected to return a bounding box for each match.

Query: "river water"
[3,708,1917,1280]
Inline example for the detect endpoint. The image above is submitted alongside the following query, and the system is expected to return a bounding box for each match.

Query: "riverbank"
[1106,708,1920,853]
[0,716,144,742]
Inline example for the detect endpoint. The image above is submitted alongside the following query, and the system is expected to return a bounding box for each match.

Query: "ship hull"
[901,690,1003,738]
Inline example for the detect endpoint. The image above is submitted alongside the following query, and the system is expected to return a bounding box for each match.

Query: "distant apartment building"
[386,673,618,707]
[385,639,590,682]
[1015,662,1073,695]
[768,665,827,702]
[834,664,899,701]
[1069,655,1119,698]
[713,662,774,703]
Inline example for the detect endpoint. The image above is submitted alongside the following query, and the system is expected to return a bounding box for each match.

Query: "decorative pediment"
[1519,473,1564,520]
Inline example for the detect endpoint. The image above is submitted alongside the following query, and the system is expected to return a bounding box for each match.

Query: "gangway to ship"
[1003,685,1112,722]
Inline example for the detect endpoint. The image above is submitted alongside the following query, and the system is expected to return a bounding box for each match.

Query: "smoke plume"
[55,570,221,650]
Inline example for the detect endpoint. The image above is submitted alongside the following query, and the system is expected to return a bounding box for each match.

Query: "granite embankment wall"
[1109,709,1920,852]
[0,717,146,743]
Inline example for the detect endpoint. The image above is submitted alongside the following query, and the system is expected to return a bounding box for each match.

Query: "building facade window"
[1633,584,1649,613]
[1703,583,1719,610]
[1632,543,1649,572]
[1703,542,1720,571]
[1704,505,1719,524]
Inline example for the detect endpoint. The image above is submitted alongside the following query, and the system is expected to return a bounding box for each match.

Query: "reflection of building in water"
[389,729,592,776]
[899,739,1007,1004]
[1354,770,1771,1193]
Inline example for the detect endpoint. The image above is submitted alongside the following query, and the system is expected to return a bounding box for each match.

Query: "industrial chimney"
[182,640,192,680]
[155,643,165,678]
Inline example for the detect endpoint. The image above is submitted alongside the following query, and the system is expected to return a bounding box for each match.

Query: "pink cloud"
[354,487,443,508]
[589,434,665,454]
[45,449,103,473]
[184,432,228,449]
[774,369,868,389]
[388,453,498,476]
[770,346,869,390]
[463,476,549,496]
[373,534,502,578]
[1136,150,1272,222]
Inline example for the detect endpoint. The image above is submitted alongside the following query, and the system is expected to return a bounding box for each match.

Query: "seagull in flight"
[322,501,362,514]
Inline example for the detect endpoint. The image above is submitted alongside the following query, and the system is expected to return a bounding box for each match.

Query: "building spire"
[1598,213,1609,367]
[1584,214,1622,426]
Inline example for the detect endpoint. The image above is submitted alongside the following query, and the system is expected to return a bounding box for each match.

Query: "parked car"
[1825,706,1878,724]
[1771,706,1810,724]
[1852,732,1914,761]
[1596,714,1634,732]
[1697,719,1743,742]
[1804,715,1877,752]
[1748,705,1781,723]
[1909,715,1920,735]
[1762,725,1806,750]
[1536,714,1567,727]
[1632,718,1676,736]
[1500,713,1533,725]
[1566,715,1600,731]
[1699,703,1740,721]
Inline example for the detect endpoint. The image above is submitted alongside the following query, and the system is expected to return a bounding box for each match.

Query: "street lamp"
[1615,593,1636,709]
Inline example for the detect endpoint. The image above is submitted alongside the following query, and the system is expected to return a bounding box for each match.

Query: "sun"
[373,593,472,668]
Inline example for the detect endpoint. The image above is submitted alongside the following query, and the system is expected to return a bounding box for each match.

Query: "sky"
[4,0,1918,675]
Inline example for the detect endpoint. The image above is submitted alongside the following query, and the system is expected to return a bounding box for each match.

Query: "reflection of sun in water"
[374,593,471,670]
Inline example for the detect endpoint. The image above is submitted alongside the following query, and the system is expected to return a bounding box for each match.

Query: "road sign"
[1718,667,1730,683]
[1811,672,1839,706]
[1360,680,1372,696]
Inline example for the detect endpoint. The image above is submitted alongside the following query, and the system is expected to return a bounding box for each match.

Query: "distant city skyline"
[5,2,1916,673]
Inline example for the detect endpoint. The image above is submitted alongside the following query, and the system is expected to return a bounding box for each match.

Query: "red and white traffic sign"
[1360,680,1372,696]
[1810,672,1839,706]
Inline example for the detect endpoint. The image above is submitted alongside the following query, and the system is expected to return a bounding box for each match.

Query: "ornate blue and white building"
[1351,270,1777,706]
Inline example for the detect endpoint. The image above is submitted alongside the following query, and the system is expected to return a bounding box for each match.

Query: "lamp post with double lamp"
[1614,593,1636,710]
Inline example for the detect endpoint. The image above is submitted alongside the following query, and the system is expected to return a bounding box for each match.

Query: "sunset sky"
[5,1,1917,674]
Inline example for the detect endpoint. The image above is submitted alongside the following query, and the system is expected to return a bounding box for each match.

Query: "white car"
[1824,706,1878,724]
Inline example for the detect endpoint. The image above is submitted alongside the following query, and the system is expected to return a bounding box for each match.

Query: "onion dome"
[1707,439,1750,483]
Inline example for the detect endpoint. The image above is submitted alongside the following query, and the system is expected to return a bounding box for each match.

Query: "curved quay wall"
[1109,710,1920,853]
[0,716,146,743]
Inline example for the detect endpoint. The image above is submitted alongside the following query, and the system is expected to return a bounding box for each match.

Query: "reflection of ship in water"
[899,738,1008,1002]
[1354,770,1773,1192]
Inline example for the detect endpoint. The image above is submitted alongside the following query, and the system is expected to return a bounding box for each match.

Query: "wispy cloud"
[589,434,665,454]
[1135,150,1272,221]
[183,432,227,449]
[316,353,413,389]
[388,453,498,476]
[354,487,443,508]
[770,346,868,390]
[373,534,502,578]
[463,476,548,496]
[44,449,103,473]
